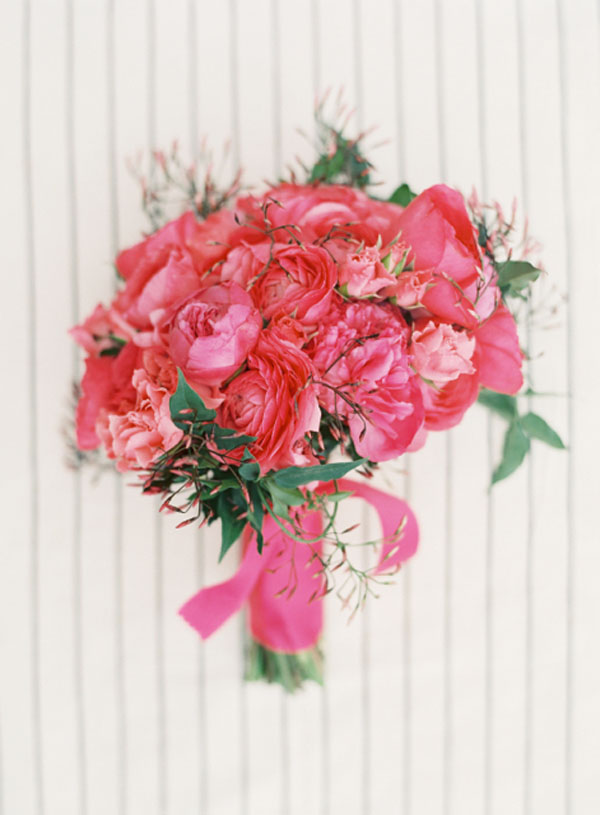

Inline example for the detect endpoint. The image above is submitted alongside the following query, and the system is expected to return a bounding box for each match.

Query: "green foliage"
[388,183,417,207]
[520,412,566,449]
[272,458,366,488]
[492,420,530,484]
[169,369,216,429]
[479,388,566,485]
[477,390,518,421]
[496,260,541,297]
[308,114,374,189]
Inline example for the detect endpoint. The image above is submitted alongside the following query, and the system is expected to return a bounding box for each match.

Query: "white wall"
[1,1,599,813]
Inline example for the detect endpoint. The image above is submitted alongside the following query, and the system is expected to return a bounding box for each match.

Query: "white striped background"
[2,1,599,813]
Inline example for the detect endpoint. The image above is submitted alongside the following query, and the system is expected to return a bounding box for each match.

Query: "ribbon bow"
[179,479,419,652]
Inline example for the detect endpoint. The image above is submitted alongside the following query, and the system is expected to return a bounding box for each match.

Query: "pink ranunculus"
[254,243,338,325]
[309,302,424,461]
[168,282,262,394]
[474,303,523,394]
[336,243,397,297]
[396,184,484,327]
[218,331,321,473]
[411,319,476,386]
[235,183,405,247]
[98,368,183,473]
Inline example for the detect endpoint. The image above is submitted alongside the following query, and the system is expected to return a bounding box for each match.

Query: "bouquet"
[70,113,563,690]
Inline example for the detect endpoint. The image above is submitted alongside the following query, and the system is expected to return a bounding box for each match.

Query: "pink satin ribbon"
[179,478,419,652]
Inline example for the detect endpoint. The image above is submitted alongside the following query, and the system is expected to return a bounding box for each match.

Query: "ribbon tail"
[179,525,266,639]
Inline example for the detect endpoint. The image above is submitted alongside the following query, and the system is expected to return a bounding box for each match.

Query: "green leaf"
[492,420,531,484]
[216,433,257,451]
[169,369,216,429]
[264,481,306,519]
[239,460,261,481]
[477,389,518,421]
[496,260,541,296]
[217,491,247,561]
[520,412,566,449]
[273,458,366,488]
[247,483,264,552]
[388,183,417,207]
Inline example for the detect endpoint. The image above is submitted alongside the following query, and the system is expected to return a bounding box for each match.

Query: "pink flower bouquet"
[71,115,563,689]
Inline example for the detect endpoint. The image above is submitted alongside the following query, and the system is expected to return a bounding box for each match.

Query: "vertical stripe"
[433,1,453,811]
[187,5,208,811]
[392,4,412,811]
[310,0,321,101]
[145,1,166,811]
[188,0,198,152]
[65,1,87,813]
[155,516,167,815]
[106,1,127,812]
[352,4,370,812]
[555,2,575,811]
[514,3,535,813]
[228,5,249,813]
[270,5,290,812]
[22,1,43,812]
[473,2,493,812]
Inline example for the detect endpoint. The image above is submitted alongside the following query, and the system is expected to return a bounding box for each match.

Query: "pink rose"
[254,243,338,325]
[385,268,434,308]
[98,369,183,473]
[336,243,396,297]
[218,331,320,473]
[411,319,476,386]
[236,183,405,246]
[168,283,261,398]
[309,302,424,461]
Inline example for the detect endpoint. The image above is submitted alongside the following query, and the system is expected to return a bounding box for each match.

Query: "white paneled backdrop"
[2,0,599,813]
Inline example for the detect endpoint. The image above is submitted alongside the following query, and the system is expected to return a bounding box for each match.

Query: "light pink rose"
[168,283,262,395]
[218,331,320,473]
[98,368,183,473]
[309,302,424,461]
[336,243,396,297]
[411,319,476,386]
[254,243,338,325]
[385,268,434,308]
